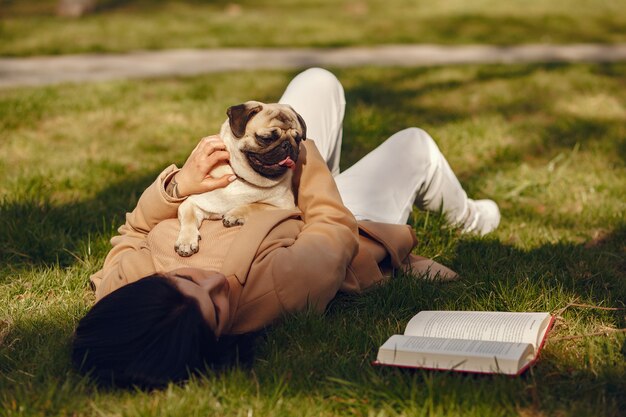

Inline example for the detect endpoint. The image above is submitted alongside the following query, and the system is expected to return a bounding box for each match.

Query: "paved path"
[2,43,626,88]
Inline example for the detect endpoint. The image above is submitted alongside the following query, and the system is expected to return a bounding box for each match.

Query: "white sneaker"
[460,199,501,236]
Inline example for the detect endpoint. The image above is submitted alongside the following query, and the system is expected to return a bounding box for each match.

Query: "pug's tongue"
[278,156,296,170]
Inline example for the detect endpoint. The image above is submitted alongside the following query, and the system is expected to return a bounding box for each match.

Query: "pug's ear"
[227,103,262,138]
[295,111,307,141]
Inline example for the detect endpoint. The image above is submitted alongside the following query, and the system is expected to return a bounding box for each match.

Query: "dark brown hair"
[72,274,255,388]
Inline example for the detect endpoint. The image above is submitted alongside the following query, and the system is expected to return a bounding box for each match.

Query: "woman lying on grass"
[72,68,500,388]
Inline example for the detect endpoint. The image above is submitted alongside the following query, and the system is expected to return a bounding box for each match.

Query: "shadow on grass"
[1,225,624,415]
[1,64,624,272]
[108,60,626,414]
[255,227,626,415]
[1,63,625,414]
[0,169,160,271]
[341,63,626,170]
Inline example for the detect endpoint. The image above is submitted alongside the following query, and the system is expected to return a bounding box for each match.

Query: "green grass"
[1,0,626,56]
[1,65,625,416]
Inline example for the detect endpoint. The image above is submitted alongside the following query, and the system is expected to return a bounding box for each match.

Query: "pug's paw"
[175,232,200,257]
[222,214,245,228]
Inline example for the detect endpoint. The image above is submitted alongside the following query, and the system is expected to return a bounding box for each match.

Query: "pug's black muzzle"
[245,140,299,178]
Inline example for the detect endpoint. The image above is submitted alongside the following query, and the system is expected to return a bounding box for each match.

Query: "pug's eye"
[255,134,273,144]
[255,129,280,144]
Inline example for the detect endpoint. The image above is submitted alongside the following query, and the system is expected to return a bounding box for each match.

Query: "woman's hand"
[173,135,237,197]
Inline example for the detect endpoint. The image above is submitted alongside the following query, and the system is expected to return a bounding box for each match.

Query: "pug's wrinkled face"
[226,101,307,180]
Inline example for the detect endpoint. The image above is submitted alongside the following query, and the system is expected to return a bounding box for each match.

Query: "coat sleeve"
[90,165,185,300]
[247,140,360,314]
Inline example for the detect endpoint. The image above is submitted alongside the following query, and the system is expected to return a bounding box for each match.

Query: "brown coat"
[90,141,417,334]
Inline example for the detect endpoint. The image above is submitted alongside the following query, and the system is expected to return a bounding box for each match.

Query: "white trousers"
[279,68,471,226]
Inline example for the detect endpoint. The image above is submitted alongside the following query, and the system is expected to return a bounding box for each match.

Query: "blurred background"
[1,0,626,56]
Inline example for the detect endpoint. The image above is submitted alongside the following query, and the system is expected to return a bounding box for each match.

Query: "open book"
[374,311,554,375]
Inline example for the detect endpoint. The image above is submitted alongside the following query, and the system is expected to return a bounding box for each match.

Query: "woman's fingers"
[207,174,237,191]
[193,135,216,152]
[203,134,221,142]
[199,137,226,155]
[202,174,237,191]
[192,135,223,154]
[205,150,230,170]
[196,137,228,172]
[176,135,234,196]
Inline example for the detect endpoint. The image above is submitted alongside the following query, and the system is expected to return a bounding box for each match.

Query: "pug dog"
[175,101,307,257]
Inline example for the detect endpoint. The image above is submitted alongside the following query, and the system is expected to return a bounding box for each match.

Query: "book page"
[376,335,535,374]
[404,311,551,348]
